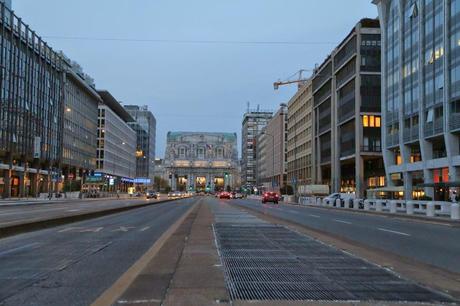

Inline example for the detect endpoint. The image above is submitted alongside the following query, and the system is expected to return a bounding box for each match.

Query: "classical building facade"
[241,108,272,188]
[0,2,64,197]
[165,132,238,192]
[287,79,315,195]
[374,0,460,201]
[313,18,385,198]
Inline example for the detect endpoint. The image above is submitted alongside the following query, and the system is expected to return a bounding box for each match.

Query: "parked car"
[262,192,280,204]
[232,193,244,199]
[219,191,231,199]
[145,190,158,199]
[323,193,341,205]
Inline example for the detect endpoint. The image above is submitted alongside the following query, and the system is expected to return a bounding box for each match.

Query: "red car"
[219,192,231,199]
[262,192,280,204]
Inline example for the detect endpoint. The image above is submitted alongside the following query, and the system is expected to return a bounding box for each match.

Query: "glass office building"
[374,0,460,200]
[0,2,64,197]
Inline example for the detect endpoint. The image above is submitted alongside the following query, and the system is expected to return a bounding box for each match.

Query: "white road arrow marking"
[80,227,104,233]
[112,226,135,232]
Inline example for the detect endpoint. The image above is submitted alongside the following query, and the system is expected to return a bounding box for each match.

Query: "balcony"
[450,113,460,131]
[403,126,419,143]
[361,145,382,153]
[386,134,399,147]
[425,118,443,138]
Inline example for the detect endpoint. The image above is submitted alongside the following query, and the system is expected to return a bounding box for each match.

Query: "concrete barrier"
[316,198,322,206]
[406,201,414,215]
[390,200,397,213]
[364,199,370,210]
[376,200,382,212]
[426,202,435,217]
[335,198,341,208]
[451,203,460,220]
[353,199,360,210]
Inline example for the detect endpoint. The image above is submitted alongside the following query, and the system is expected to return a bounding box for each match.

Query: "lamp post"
[261,131,275,192]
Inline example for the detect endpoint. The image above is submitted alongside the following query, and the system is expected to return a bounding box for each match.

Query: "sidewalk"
[0,194,138,207]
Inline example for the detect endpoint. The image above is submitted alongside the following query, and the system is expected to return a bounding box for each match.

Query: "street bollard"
[406,201,414,215]
[353,199,360,210]
[335,198,341,208]
[390,200,397,213]
[376,200,383,212]
[426,201,435,217]
[451,203,460,220]
[364,199,370,210]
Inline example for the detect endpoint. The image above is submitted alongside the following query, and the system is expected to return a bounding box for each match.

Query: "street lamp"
[261,131,275,192]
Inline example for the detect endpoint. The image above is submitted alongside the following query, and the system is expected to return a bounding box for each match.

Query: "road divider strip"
[0,197,192,239]
[91,201,199,306]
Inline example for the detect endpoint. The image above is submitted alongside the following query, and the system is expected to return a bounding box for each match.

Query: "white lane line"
[378,228,411,236]
[333,219,352,224]
[67,209,80,212]
[309,214,320,218]
[117,299,162,304]
[139,226,150,232]
[0,242,41,256]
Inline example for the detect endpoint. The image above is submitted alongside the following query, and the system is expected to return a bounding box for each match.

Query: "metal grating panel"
[212,208,454,303]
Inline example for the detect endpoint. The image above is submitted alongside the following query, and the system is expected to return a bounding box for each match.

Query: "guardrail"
[297,196,460,220]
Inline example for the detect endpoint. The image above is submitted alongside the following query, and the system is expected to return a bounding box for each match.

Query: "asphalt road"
[0,197,171,228]
[0,197,196,306]
[230,199,460,273]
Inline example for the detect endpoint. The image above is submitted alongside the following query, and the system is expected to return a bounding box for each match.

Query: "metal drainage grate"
[213,218,454,302]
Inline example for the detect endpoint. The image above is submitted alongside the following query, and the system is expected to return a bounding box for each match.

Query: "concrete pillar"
[403,171,413,200]
[423,168,434,200]
[406,200,414,215]
[3,152,12,198]
[426,201,435,217]
[390,200,397,213]
[451,203,460,220]
[18,171,25,198]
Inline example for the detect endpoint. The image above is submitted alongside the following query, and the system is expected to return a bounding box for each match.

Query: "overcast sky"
[13,0,377,158]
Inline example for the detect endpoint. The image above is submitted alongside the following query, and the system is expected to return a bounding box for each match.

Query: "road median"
[0,197,191,239]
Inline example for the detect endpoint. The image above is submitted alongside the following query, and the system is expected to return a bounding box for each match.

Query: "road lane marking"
[139,226,150,232]
[58,227,82,233]
[378,228,411,236]
[117,299,162,304]
[80,227,104,233]
[0,242,40,256]
[333,219,352,224]
[112,226,135,232]
[67,209,80,212]
[309,214,320,218]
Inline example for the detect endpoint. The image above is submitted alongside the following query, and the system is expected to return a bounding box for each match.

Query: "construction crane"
[273,69,311,90]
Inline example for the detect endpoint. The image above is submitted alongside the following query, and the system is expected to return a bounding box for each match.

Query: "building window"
[362,115,381,127]
[179,147,186,158]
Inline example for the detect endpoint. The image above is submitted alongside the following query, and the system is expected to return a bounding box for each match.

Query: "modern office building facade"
[124,105,156,182]
[241,108,272,188]
[374,0,460,201]
[256,105,288,193]
[95,90,136,191]
[164,132,238,192]
[313,18,384,198]
[286,79,315,195]
[0,2,64,197]
[61,55,100,189]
